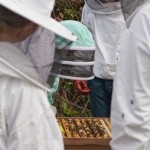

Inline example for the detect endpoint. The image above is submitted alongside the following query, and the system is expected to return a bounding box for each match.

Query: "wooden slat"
[100,119,112,138]
[86,119,101,138]
[61,119,72,138]
[68,119,80,138]
[81,119,94,138]
[58,119,66,137]
[93,119,109,138]
[74,118,88,138]
[104,118,111,131]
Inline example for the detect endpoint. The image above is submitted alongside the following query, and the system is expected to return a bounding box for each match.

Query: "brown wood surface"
[104,118,111,131]
[100,119,112,138]
[65,145,111,150]
[57,117,111,149]
[61,118,72,138]
[64,138,110,145]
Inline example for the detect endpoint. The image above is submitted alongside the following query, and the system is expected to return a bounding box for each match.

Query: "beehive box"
[57,117,111,150]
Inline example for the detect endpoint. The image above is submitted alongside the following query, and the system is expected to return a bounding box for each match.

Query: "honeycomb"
[57,118,111,139]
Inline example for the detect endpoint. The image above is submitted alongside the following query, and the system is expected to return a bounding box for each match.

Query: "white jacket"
[111,2,150,150]
[0,43,64,150]
[81,2,125,79]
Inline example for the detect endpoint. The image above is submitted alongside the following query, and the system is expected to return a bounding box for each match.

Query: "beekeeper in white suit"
[81,0,125,117]
[111,0,150,149]
[0,0,77,150]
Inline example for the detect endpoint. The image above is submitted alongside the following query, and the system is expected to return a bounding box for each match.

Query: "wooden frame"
[57,117,111,150]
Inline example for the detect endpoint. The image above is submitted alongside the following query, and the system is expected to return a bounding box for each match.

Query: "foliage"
[53,79,92,117]
[52,0,84,21]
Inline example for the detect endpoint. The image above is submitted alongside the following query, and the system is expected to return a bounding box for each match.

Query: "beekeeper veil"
[85,0,121,14]
[50,20,95,80]
[121,0,149,26]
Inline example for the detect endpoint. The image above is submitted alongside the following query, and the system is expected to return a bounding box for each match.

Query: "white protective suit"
[0,42,64,150]
[111,1,150,150]
[81,2,125,79]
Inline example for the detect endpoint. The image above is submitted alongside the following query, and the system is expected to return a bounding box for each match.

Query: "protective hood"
[50,20,95,80]
[85,0,121,14]
[0,42,50,92]
[121,0,150,27]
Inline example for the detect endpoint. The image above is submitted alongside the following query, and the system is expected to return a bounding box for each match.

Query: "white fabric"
[111,2,150,150]
[0,42,64,150]
[81,2,125,79]
[0,0,77,41]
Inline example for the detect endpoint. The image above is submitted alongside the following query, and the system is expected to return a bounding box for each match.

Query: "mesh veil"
[85,0,121,13]
[121,0,147,21]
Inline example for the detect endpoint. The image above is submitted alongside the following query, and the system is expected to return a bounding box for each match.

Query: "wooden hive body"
[57,117,111,150]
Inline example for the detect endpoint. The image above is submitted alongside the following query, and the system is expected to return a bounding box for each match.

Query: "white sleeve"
[2,78,64,150]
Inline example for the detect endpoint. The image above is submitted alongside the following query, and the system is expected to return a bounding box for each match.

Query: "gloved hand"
[73,80,90,94]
